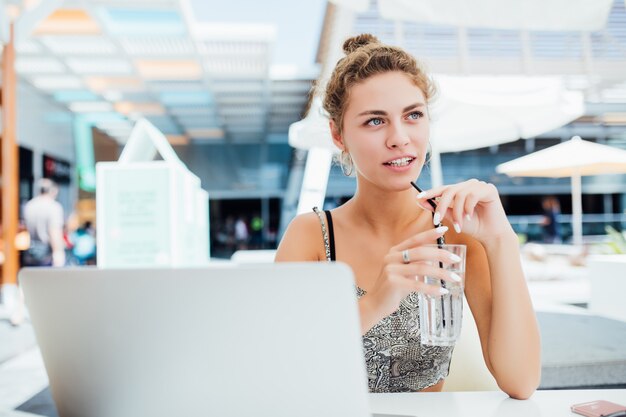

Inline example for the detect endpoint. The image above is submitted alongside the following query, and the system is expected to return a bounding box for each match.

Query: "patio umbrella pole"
[429,145,444,188]
[571,171,583,247]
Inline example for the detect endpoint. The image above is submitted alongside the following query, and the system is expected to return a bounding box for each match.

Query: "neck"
[346,179,424,235]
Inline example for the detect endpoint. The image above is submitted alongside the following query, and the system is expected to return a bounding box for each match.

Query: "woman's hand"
[366,225,461,319]
[415,179,513,244]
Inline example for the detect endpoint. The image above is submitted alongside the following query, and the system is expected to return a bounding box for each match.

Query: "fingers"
[432,187,457,229]
[387,271,451,297]
[415,184,447,200]
[392,225,448,252]
[415,179,494,231]
[390,245,460,266]
[417,184,460,228]
[451,190,470,231]
[388,262,462,285]
[382,246,462,299]
[416,199,434,213]
[463,192,479,222]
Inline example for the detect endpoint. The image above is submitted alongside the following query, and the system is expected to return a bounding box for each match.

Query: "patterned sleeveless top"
[313,207,454,392]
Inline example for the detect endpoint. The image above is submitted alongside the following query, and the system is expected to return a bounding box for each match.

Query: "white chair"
[587,255,626,322]
[443,297,500,391]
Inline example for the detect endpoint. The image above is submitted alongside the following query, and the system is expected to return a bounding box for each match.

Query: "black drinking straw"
[410,181,445,249]
[411,181,449,330]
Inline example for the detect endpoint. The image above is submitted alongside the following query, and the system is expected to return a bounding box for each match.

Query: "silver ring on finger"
[402,249,411,264]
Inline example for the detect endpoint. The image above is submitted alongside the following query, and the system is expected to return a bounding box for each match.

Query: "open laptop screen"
[20,263,371,417]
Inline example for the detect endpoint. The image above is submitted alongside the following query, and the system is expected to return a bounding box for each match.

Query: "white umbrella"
[428,76,584,186]
[496,136,626,246]
[288,97,336,152]
[430,76,584,153]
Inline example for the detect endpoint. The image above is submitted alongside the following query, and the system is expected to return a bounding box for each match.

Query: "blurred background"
[0,0,624,262]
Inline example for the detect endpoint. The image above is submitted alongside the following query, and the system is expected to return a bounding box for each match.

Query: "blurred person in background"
[234,215,249,250]
[69,221,97,265]
[541,196,562,244]
[23,178,65,267]
[11,179,65,325]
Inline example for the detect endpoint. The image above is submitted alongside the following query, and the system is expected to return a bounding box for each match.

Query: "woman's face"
[333,71,430,191]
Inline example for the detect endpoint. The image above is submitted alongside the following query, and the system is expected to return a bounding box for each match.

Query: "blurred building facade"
[2,0,626,260]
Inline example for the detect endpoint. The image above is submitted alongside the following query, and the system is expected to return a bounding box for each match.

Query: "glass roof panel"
[98,8,186,36]
[54,90,101,102]
[159,91,213,106]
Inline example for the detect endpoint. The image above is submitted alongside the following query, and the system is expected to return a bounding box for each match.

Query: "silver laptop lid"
[20,263,370,417]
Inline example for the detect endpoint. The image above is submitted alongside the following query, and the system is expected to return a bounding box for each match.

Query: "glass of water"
[418,244,466,346]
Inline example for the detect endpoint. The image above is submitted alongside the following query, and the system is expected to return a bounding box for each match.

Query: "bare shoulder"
[275,212,326,262]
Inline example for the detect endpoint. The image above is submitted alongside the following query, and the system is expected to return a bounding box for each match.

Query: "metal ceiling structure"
[4,0,626,204]
[7,0,317,146]
[348,0,626,108]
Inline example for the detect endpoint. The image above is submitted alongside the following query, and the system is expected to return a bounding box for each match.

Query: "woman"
[275,34,540,398]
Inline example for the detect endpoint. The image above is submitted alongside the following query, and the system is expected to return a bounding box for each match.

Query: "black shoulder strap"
[324,210,336,261]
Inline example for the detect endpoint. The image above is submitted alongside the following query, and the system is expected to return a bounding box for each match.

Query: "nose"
[385,120,410,149]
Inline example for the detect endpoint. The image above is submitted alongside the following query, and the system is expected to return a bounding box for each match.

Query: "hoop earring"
[340,151,354,177]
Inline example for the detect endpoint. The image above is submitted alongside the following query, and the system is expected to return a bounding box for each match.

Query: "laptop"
[20,263,393,417]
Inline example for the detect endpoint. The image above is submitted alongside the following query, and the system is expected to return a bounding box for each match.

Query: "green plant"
[598,226,626,254]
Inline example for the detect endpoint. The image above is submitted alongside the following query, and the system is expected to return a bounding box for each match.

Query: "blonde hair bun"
[342,33,380,54]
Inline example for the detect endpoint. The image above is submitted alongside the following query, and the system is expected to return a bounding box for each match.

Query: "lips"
[383,156,415,167]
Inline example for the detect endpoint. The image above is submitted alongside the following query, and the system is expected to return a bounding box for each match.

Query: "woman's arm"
[418,180,541,399]
[461,230,541,400]
[274,213,324,262]
[481,231,541,399]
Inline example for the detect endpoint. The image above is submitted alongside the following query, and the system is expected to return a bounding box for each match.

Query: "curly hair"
[323,33,436,135]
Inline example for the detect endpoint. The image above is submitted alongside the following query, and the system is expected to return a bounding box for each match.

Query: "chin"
[387,176,419,192]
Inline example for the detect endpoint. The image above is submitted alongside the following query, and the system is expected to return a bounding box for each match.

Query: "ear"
[329,119,346,151]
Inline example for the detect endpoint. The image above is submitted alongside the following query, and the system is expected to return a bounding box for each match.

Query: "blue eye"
[407,111,424,120]
[366,118,383,126]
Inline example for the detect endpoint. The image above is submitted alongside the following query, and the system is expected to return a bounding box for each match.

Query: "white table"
[369,389,626,417]
[1,389,624,417]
